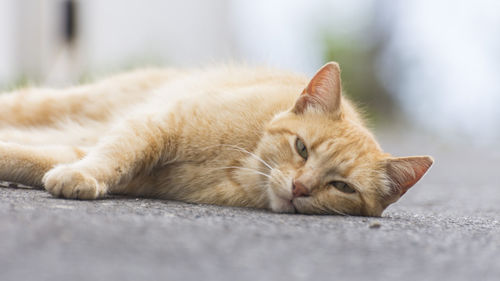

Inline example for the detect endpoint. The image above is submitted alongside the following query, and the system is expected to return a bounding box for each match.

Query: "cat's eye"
[295,138,308,160]
[330,181,356,194]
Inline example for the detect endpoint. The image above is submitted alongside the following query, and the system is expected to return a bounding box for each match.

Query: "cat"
[0,62,433,216]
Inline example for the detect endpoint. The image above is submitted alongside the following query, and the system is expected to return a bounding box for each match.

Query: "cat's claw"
[43,166,107,200]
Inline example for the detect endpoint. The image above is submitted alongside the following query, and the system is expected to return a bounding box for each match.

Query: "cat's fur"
[0,62,432,216]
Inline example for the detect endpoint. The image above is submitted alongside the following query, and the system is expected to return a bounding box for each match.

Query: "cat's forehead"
[268,112,382,158]
[305,119,380,154]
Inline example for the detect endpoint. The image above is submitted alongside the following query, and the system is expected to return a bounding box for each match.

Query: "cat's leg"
[0,68,178,128]
[0,142,86,187]
[43,114,172,199]
[0,122,105,146]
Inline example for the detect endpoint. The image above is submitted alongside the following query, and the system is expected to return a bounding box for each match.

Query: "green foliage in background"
[322,35,395,124]
[78,54,168,85]
[0,75,32,92]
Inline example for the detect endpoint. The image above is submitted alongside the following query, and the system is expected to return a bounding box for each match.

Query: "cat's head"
[258,62,433,216]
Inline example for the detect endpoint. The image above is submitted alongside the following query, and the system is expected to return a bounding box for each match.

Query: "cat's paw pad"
[43,166,107,200]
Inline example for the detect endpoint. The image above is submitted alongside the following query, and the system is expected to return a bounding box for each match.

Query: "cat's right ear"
[383,156,434,205]
[292,62,342,117]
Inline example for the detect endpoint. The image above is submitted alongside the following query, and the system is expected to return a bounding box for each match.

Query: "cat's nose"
[292,180,310,198]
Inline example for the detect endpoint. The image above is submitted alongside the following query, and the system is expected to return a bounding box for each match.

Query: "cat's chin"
[271,199,297,214]
[267,188,296,213]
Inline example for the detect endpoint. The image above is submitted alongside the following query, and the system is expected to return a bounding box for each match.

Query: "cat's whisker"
[198,144,283,182]
[197,143,274,171]
[212,166,272,179]
[269,160,286,178]
[325,205,348,216]
[268,171,283,186]
[219,144,274,171]
[332,209,348,216]
[273,169,288,185]
[275,167,285,176]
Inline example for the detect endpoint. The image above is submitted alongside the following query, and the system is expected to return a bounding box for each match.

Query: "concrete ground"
[1,131,499,281]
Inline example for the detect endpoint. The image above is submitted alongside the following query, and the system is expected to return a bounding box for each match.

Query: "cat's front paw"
[43,165,107,200]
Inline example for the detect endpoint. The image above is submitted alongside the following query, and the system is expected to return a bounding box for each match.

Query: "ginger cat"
[0,62,432,216]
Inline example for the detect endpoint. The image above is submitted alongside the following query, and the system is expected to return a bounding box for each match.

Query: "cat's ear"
[292,62,342,116]
[383,156,434,203]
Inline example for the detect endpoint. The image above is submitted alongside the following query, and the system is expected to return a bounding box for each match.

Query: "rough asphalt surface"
[1,131,499,281]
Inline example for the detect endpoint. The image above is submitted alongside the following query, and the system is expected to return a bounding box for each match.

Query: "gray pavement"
[1,131,499,281]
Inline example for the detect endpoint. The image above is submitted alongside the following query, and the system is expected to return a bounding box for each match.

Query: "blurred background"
[0,0,499,145]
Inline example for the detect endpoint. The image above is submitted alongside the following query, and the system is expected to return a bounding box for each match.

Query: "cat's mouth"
[290,200,298,213]
[284,198,299,213]
[267,174,301,213]
[276,193,300,213]
[281,198,299,213]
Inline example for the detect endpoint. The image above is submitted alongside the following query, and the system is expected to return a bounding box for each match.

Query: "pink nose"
[292,180,310,198]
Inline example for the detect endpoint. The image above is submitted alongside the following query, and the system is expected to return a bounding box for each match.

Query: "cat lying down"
[0,62,432,216]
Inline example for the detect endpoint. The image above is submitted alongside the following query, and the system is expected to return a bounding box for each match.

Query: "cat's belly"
[156,162,228,198]
[115,161,227,201]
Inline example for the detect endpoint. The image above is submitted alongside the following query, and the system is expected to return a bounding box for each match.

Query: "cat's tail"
[0,142,86,188]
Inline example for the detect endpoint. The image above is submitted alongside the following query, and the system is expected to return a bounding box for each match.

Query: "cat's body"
[0,63,432,216]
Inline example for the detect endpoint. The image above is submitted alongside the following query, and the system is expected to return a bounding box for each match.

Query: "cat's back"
[152,65,313,124]
[154,65,364,132]
[152,65,311,139]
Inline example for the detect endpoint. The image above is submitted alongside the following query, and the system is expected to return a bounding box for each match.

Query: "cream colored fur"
[0,63,433,216]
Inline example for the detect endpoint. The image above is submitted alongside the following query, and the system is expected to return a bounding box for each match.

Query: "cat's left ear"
[292,62,342,117]
[383,156,434,204]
